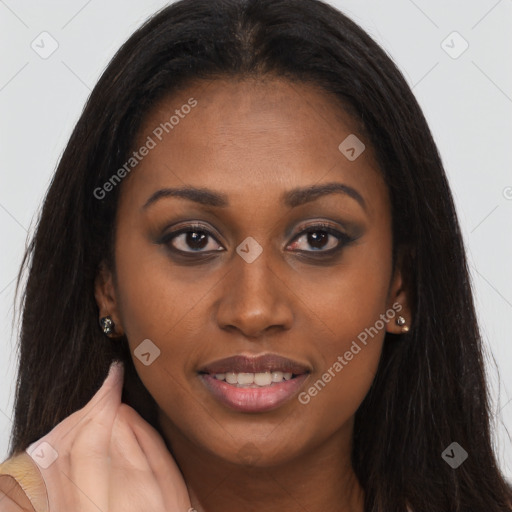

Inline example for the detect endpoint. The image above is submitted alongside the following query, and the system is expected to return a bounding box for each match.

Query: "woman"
[1,0,511,510]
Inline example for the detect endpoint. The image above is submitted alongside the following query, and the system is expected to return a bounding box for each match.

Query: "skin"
[95,76,412,512]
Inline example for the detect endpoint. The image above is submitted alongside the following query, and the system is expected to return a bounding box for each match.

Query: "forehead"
[119,77,388,220]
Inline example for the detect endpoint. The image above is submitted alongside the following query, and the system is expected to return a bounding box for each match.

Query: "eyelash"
[157,222,355,259]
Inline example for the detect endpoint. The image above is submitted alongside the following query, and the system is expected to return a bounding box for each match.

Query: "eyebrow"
[142,182,366,212]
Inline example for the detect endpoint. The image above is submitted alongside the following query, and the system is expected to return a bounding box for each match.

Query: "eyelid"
[292,220,346,235]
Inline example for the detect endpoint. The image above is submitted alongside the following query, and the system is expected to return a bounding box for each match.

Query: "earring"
[100,316,115,337]
[395,315,409,333]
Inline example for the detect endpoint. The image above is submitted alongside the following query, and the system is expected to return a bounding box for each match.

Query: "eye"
[157,221,356,259]
[160,224,224,254]
[287,223,353,254]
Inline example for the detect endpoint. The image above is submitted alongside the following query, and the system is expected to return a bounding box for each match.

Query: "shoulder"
[0,453,48,512]
[0,473,36,511]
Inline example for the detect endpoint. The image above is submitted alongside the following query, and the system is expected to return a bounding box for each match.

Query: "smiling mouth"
[197,353,311,410]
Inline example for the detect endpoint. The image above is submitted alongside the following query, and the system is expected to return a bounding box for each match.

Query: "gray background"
[1,0,511,479]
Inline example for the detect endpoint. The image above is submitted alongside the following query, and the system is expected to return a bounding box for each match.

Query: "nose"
[215,248,294,339]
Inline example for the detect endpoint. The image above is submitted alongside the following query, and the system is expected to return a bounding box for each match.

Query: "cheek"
[113,240,204,423]
[307,228,392,350]
[113,225,206,343]
[111,230,210,407]
[297,231,392,424]
[297,293,388,438]
[304,331,384,418]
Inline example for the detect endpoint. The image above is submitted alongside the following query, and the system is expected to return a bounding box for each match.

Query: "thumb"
[27,360,125,455]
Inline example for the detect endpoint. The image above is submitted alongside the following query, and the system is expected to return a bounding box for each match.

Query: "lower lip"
[199,373,309,413]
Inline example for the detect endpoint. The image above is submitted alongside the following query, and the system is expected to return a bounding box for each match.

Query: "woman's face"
[96,77,410,467]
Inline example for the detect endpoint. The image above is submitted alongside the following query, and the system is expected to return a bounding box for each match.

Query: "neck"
[159,414,365,512]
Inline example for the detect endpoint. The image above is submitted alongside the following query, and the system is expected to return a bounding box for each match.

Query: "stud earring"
[395,315,410,333]
[100,316,115,337]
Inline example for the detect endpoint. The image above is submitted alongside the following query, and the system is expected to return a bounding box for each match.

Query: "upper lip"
[198,353,311,375]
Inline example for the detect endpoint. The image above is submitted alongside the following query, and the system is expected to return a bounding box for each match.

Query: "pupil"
[187,231,208,249]
[308,231,327,249]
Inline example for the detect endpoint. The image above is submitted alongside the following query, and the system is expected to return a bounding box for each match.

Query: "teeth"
[254,372,272,386]
[211,371,294,387]
[237,373,254,385]
[225,372,237,384]
[271,371,283,382]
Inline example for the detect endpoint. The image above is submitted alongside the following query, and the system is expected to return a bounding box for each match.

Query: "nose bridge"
[216,242,293,337]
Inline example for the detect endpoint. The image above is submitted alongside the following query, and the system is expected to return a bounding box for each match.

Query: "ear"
[385,246,413,335]
[94,260,125,337]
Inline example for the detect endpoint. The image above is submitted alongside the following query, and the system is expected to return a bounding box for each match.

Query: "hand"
[25,362,192,512]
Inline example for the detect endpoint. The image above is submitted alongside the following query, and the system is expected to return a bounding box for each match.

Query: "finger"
[68,360,125,431]
[124,408,192,511]
[65,408,150,512]
[108,407,166,511]
[27,361,125,454]
[109,405,152,472]
[24,362,125,512]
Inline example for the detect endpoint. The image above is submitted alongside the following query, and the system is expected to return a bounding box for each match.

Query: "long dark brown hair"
[9,0,512,510]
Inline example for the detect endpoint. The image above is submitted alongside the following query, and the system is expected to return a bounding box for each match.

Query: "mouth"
[197,353,311,412]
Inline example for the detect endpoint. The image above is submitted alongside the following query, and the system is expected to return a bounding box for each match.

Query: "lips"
[198,353,311,375]
[198,354,312,413]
